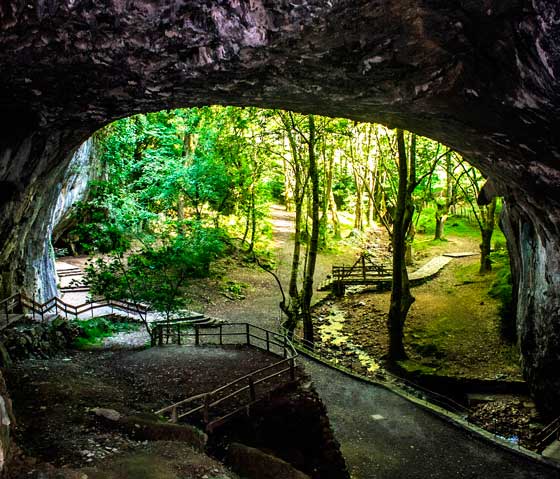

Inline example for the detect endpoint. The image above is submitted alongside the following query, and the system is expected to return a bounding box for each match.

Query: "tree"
[387,130,416,361]
[455,161,499,273]
[300,114,319,344]
[83,226,225,338]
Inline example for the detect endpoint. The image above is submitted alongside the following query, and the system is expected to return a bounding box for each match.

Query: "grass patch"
[397,359,439,375]
[73,317,140,348]
[220,279,249,299]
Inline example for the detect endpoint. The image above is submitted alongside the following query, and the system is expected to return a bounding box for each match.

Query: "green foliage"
[84,225,226,320]
[220,279,249,299]
[488,249,515,342]
[73,317,139,348]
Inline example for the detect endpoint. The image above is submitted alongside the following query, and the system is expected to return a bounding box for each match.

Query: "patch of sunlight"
[318,307,379,373]
[318,309,349,346]
[355,348,380,373]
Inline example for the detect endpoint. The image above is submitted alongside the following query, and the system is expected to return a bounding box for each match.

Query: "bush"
[73,317,139,348]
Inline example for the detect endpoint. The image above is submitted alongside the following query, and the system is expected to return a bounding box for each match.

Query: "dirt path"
[202,204,358,329]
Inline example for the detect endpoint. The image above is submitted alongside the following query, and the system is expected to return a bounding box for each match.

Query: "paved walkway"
[301,357,559,479]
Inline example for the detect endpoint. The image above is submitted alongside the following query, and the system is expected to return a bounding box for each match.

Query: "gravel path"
[302,357,559,479]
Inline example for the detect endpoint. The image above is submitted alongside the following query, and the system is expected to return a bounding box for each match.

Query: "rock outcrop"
[0,0,559,429]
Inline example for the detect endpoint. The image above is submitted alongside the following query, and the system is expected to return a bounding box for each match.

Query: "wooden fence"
[154,322,298,432]
[0,293,149,329]
[536,416,560,453]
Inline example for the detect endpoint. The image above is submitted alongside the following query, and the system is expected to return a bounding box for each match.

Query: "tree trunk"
[301,115,319,346]
[281,115,305,335]
[434,207,447,240]
[387,129,415,361]
[405,223,415,266]
[479,198,497,273]
[354,183,363,231]
[434,151,453,240]
[248,189,257,253]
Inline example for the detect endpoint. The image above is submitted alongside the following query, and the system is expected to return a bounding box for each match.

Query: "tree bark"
[479,197,497,273]
[387,129,415,361]
[301,115,319,345]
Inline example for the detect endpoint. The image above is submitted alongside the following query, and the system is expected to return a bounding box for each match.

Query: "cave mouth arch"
[48,105,518,397]
[1,0,560,414]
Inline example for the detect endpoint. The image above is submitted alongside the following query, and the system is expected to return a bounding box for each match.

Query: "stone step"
[60,286,90,293]
[57,270,83,277]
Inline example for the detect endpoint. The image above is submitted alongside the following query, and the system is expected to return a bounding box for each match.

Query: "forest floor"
[184,205,544,449]
[55,204,547,450]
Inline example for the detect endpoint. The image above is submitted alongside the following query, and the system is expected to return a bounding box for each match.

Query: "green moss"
[488,250,515,342]
[397,359,439,375]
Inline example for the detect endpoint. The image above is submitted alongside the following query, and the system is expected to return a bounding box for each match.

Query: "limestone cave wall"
[0,0,560,429]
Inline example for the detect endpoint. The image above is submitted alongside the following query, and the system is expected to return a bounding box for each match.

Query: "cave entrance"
[47,106,518,413]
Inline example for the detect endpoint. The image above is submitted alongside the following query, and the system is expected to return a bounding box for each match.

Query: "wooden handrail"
[536,415,560,452]
[7,292,152,328]
[154,322,298,429]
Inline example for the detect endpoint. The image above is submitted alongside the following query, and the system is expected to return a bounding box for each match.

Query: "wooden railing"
[332,254,390,283]
[535,415,560,453]
[0,293,149,329]
[154,323,298,432]
[0,293,24,329]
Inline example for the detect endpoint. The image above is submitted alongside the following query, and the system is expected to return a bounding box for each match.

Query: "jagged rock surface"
[0,0,559,444]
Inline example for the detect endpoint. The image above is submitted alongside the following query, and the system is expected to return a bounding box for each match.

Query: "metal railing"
[154,322,297,432]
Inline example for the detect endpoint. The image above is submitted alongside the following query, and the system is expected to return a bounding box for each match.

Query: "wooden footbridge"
[319,252,477,296]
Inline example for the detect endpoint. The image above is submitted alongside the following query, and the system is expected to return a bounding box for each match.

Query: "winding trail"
[264,205,559,478]
[303,358,558,478]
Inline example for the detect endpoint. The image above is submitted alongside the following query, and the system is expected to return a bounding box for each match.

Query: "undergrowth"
[73,317,140,348]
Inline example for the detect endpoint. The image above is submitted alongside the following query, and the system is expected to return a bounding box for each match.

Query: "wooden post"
[283,336,287,358]
[3,300,8,325]
[219,324,223,345]
[266,330,270,352]
[171,406,178,424]
[248,376,256,402]
[362,255,366,280]
[246,323,250,346]
[177,324,181,345]
[195,326,200,346]
[158,326,163,346]
[290,357,296,381]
